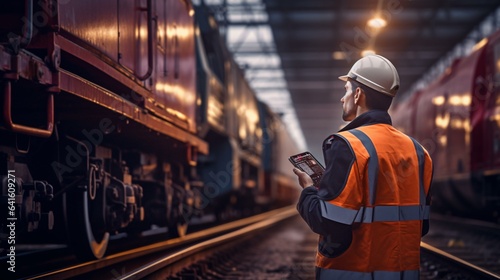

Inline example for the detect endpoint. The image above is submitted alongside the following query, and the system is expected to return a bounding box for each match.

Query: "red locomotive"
[0,0,300,260]
[391,30,500,222]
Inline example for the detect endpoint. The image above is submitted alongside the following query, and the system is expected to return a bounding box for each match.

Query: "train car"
[258,101,301,207]
[195,5,297,219]
[391,30,500,222]
[0,0,208,260]
[0,0,299,261]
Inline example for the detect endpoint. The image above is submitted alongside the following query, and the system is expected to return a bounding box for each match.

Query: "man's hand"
[293,168,314,188]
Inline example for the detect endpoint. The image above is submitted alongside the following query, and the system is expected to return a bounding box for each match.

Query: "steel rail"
[118,207,298,279]
[421,241,500,280]
[26,205,297,280]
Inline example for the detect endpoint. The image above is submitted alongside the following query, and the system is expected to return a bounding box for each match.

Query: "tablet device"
[289,151,325,186]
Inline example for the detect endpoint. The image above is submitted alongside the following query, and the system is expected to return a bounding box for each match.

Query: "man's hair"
[350,80,393,111]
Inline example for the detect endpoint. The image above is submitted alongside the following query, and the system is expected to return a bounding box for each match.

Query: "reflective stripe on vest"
[410,137,427,206]
[320,128,429,225]
[320,201,430,224]
[317,268,419,280]
[349,129,378,204]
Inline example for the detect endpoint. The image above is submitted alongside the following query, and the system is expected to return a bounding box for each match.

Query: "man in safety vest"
[293,54,433,280]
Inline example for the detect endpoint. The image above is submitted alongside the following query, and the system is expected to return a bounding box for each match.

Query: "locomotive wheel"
[168,184,192,237]
[64,179,109,260]
[168,200,189,237]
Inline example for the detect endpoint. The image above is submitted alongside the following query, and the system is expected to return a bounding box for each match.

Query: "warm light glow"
[209,16,218,29]
[256,128,262,138]
[189,9,195,17]
[166,108,187,121]
[367,17,387,29]
[438,135,447,147]
[361,50,376,57]
[451,118,463,129]
[332,51,346,60]
[449,95,461,106]
[449,94,471,106]
[82,26,118,42]
[461,95,471,106]
[432,96,445,106]
[239,125,247,139]
[158,28,165,41]
[435,113,450,129]
[472,38,488,52]
[155,82,195,105]
[176,26,192,39]
[166,25,192,40]
[155,83,165,92]
[136,26,148,40]
[208,95,223,121]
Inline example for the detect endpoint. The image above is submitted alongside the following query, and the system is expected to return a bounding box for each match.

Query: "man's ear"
[354,87,363,104]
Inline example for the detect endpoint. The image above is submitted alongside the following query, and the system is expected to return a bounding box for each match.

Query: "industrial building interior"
[199,0,500,159]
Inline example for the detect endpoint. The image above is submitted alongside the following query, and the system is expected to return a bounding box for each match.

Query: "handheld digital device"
[289,151,325,186]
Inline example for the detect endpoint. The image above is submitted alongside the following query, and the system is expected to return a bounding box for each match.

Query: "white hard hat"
[339,55,400,97]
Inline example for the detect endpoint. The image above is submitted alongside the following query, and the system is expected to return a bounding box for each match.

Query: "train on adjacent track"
[0,0,300,260]
[391,29,500,222]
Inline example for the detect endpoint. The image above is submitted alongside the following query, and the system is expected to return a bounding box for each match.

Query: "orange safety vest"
[316,124,433,279]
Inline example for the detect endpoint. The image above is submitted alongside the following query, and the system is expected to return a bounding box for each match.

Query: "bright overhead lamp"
[367,17,387,29]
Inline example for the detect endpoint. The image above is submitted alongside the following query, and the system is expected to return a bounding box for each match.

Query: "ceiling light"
[361,50,376,57]
[367,17,387,29]
[332,51,346,60]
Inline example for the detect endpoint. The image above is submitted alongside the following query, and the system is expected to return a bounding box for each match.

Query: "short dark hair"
[349,80,393,111]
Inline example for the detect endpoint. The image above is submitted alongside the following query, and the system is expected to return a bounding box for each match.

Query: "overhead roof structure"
[197,0,500,160]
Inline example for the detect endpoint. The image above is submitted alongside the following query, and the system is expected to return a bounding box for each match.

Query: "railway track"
[421,242,500,280]
[19,206,297,279]
[16,210,500,279]
[420,214,500,279]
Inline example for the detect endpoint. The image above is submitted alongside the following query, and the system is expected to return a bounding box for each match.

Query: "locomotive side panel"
[225,57,239,140]
[155,0,197,132]
[194,7,228,136]
[440,58,474,178]
[236,67,262,155]
[195,33,226,135]
[482,36,500,173]
[59,0,119,62]
[272,113,301,205]
[392,32,500,220]
[59,0,197,132]
[479,35,500,210]
[117,0,137,75]
[390,92,419,136]
[412,84,445,177]
[258,101,300,205]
